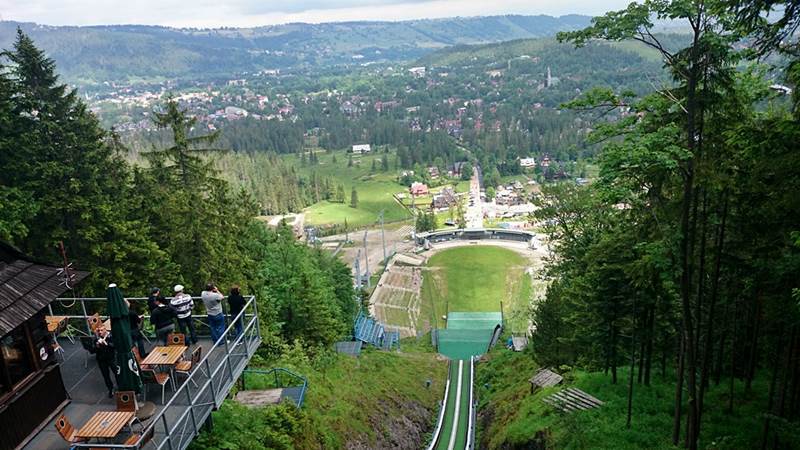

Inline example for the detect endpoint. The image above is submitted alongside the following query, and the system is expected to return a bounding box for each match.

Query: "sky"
[0,0,630,28]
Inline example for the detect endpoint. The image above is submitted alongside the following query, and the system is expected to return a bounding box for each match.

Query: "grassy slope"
[421,246,529,330]
[476,346,793,450]
[200,340,447,449]
[300,343,446,448]
[282,150,412,228]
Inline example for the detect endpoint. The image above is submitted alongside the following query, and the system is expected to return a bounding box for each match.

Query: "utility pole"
[379,210,387,266]
[363,230,371,288]
[354,249,362,288]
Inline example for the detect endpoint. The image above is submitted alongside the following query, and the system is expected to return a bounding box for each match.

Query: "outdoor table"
[142,345,187,390]
[75,410,135,441]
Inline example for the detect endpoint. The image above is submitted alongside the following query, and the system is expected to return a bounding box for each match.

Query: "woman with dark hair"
[228,285,246,338]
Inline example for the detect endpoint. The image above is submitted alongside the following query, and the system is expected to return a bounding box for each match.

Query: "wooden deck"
[23,333,260,450]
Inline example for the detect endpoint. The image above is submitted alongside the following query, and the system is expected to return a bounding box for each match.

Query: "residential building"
[352,144,372,154]
[520,157,536,168]
[431,187,457,209]
[410,182,429,196]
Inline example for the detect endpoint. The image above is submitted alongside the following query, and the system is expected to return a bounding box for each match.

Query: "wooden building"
[0,242,87,450]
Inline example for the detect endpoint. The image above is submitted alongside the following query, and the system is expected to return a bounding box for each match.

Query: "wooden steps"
[543,388,603,413]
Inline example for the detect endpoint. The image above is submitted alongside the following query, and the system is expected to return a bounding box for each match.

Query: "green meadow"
[282,149,412,228]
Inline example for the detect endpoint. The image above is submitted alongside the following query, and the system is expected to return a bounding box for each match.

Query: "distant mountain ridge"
[0,14,591,84]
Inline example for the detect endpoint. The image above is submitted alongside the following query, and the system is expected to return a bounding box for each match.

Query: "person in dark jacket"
[129,303,148,357]
[228,285,246,338]
[150,298,177,345]
[147,287,165,312]
[93,325,117,397]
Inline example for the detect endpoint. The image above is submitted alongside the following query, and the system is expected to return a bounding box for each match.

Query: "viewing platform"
[22,296,262,450]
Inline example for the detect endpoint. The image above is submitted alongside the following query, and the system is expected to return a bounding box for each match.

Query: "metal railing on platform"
[63,296,261,450]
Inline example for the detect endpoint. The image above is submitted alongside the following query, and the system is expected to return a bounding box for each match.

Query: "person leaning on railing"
[171,284,198,345]
[202,283,226,344]
[150,298,177,345]
[228,285,245,338]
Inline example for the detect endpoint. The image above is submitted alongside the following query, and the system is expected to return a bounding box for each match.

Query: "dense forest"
[0,30,355,356]
[0,15,592,83]
[530,0,800,448]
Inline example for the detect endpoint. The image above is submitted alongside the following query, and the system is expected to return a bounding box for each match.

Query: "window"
[0,325,34,387]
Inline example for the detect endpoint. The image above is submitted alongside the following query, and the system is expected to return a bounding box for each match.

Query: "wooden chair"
[116,391,145,432]
[167,332,186,346]
[87,313,102,332]
[54,414,85,444]
[132,346,152,370]
[122,426,154,447]
[175,346,202,387]
[141,368,171,404]
[116,390,138,412]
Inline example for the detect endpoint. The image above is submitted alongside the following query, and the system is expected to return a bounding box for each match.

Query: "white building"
[408,66,426,78]
[520,157,536,168]
[352,144,372,154]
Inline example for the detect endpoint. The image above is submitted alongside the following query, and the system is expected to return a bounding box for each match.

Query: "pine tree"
[348,154,354,167]
[350,187,359,209]
[0,30,172,291]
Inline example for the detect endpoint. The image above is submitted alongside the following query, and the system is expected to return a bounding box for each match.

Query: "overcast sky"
[0,0,631,28]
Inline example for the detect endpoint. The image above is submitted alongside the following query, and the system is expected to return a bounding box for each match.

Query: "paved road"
[465,166,483,228]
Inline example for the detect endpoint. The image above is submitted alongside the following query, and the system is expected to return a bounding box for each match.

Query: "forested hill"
[0,15,590,84]
[416,33,690,67]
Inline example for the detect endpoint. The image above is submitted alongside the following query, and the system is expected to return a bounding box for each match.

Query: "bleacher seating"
[354,312,399,350]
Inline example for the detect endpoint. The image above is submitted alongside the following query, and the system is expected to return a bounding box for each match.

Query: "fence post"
[223,334,235,385]
[161,413,174,450]
[185,384,199,437]
[205,359,216,399]
[80,299,91,335]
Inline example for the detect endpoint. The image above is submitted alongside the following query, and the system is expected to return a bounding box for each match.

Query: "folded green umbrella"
[107,283,142,393]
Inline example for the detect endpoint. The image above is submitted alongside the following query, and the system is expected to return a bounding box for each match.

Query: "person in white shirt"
[170,284,197,345]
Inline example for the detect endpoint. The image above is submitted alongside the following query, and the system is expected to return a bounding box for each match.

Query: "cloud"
[0,0,629,27]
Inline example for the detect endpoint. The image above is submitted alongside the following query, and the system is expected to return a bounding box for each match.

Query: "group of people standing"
[89,283,247,399]
[146,283,247,346]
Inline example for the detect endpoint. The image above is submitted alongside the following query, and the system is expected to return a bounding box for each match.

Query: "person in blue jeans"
[201,283,226,344]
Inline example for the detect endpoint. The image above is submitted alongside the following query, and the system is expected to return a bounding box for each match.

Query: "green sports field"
[420,246,532,333]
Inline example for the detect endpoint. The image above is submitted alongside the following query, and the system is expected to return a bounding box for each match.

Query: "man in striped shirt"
[171,284,197,345]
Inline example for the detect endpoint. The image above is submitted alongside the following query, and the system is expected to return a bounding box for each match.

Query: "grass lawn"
[421,246,530,330]
[283,149,412,228]
[195,340,447,449]
[475,347,795,450]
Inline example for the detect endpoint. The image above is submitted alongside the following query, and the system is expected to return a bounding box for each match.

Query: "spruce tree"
[350,187,359,208]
